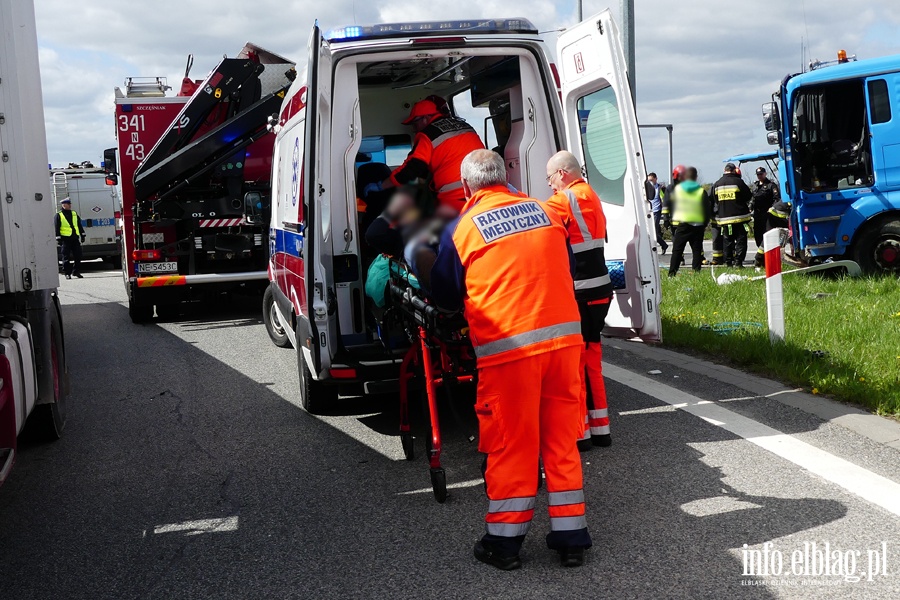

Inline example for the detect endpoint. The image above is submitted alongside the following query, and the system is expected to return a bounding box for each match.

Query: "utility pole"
[620,0,636,103]
[577,0,582,21]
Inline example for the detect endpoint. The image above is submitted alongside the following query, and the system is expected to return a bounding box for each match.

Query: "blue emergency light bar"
[325,18,538,43]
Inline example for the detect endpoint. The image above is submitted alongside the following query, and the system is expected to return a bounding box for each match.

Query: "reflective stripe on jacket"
[544,179,613,302]
[711,173,752,225]
[389,116,485,212]
[431,185,583,367]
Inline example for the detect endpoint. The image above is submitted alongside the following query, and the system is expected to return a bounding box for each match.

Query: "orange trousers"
[476,345,592,553]
[580,341,610,441]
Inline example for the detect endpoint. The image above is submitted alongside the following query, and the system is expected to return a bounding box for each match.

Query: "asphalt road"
[1,262,899,599]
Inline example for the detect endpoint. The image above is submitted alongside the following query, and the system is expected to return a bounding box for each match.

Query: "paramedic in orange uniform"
[543,151,614,450]
[363,97,485,212]
[431,149,590,570]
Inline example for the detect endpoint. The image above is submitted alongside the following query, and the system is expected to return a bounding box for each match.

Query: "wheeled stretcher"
[385,266,476,503]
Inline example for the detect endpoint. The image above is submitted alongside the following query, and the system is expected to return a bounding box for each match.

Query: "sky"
[34,0,900,185]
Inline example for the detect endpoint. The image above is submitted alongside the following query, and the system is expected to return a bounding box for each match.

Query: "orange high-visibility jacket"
[389,116,485,211]
[544,179,613,302]
[431,185,583,367]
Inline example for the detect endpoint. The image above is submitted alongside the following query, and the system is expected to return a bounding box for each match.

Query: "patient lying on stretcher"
[365,187,459,296]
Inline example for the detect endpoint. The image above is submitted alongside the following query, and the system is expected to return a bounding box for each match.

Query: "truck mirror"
[103,147,118,185]
[766,131,780,146]
[762,102,780,132]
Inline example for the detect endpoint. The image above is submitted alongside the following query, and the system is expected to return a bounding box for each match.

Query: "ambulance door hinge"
[597,22,604,34]
[5,192,12,204]
[1,152,7,162]
[318,184,325,197]
[0,113,5,124]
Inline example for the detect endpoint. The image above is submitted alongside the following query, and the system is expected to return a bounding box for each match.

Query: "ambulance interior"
[327,48,562,350]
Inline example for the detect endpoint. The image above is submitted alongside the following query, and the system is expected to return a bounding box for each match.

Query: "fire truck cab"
[265,12,661,412]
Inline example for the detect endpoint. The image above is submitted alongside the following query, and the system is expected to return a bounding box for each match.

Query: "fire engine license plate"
[137,261,178,274]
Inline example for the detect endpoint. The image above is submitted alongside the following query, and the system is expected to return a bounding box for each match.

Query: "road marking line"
[153,516,239,536]
[603,363,900,518]
[398,478,484,495]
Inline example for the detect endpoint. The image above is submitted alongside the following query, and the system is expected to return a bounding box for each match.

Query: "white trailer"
[0,0,70,485]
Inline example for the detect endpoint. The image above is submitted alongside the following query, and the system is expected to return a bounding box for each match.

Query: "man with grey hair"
[432,149,592,570]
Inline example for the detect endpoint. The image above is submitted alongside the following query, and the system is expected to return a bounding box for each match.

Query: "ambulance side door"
[301,24,336,378]
[557,9,662,342]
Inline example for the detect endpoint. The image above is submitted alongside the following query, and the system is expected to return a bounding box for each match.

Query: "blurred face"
[648,174,657,185]
[757,170,767,181]
[61,203,71,211]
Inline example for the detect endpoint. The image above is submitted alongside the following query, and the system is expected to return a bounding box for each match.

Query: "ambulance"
[264,12,661,412]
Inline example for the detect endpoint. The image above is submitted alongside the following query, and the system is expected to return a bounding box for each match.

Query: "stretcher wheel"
[430,467,447,503]
[401,432,415,461]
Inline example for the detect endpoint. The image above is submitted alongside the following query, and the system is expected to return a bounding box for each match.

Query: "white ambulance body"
[265,13,661,411]
[50,165,121,267]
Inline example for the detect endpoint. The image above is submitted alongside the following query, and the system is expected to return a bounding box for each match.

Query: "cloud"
[34,0,900,181]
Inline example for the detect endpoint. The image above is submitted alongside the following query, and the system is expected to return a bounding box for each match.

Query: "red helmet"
[672,164,687,181]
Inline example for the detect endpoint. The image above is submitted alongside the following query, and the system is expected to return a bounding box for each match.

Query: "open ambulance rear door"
[557,10,662,342]
[300,24,337,379]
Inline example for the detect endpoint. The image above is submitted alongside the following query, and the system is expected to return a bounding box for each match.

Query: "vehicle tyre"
[853,217,900,275]
[263,286,291,348]
[129,297,154,324]
[29,296,67,441]
[297,331,337,414]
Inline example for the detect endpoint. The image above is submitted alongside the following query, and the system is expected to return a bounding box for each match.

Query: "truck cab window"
[577,86,627,206]
[868,79,892,125]
[791,81,874,191]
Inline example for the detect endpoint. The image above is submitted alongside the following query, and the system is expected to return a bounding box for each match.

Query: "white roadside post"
[764,228,785,343]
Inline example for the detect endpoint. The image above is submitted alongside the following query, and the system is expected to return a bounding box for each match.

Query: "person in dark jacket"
[709,163,753,267]
[54,197,86,279]
[750,167,781,267]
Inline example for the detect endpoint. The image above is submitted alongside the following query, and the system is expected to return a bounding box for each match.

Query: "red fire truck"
[108,45,294,322]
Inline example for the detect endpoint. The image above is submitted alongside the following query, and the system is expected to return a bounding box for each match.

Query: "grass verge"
[660,269,900,416]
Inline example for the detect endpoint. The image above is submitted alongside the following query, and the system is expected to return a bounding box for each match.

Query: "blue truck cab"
[763,52,900,273]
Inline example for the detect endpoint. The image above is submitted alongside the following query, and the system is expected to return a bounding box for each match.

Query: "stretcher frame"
[385,266,476,503]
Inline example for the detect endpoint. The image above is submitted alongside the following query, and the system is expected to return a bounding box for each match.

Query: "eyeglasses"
[546,169,565,182]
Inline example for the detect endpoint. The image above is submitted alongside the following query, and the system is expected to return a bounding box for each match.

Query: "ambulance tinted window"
[577,86,627,206]
[868,79,891,124]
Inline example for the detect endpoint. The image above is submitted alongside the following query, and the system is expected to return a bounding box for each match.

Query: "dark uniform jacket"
[709,173,752,225]
[750,178,780,213]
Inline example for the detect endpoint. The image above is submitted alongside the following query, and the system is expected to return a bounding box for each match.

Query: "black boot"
[558,547,585,567]
[592,433,611,447]
[474,541,521,571]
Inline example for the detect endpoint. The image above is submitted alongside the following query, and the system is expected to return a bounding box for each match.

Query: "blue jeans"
[653,211,667,250]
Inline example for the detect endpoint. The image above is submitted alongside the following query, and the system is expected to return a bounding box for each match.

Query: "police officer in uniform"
[709,163,753,267]
[750,167,781,267]
[55,197,86,279]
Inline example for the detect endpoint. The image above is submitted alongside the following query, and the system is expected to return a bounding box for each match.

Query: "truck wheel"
[30,298,67,441]
[297,331,337,414]
[129,297,154,324]
[263,286,291,348]
[853,217,900,274]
